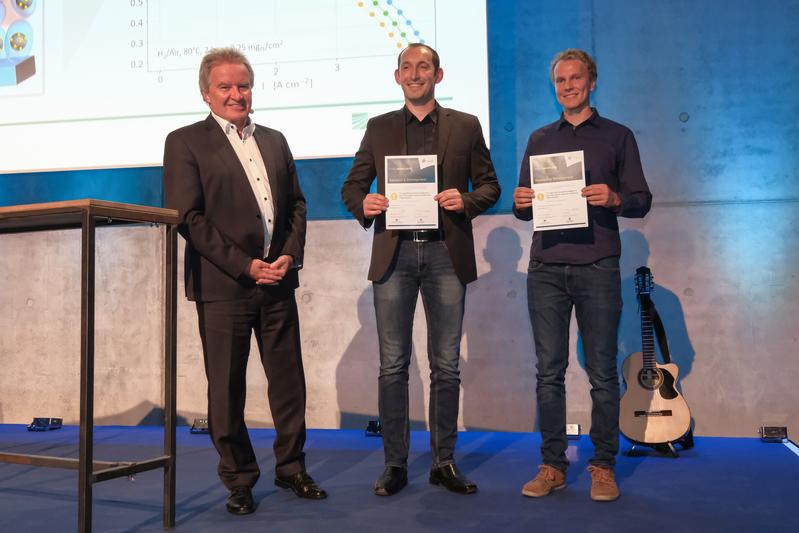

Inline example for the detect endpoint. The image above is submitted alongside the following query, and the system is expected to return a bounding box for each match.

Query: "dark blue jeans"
[526,257,622,472]
[373,240,466,468]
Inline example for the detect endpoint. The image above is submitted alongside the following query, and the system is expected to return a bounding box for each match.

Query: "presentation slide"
[0,0,489,173]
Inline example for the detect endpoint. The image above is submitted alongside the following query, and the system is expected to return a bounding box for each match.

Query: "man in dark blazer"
[163,47,326,516]
[341,43,500,496]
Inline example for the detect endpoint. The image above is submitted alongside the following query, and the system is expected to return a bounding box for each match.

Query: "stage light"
[566,423,581,440]
[190,418,209,434]
[26,417,63,431]
[365,419,382,437]
[759,426,788,443]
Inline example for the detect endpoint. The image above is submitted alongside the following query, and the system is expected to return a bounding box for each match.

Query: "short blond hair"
[550,48,597,83]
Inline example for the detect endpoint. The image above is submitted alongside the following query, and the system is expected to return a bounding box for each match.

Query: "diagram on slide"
[145,0,433,69]
[0,0,40,87]
[0,0,487,171]
[140,0,436,107]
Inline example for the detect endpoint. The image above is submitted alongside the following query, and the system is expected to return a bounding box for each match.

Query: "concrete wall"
[1,206,797,436]
[1,1,798,437]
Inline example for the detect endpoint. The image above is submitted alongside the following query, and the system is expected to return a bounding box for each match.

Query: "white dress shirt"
[211,112,275,257]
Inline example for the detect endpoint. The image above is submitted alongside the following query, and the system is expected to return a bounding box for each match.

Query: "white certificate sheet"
[530,150,589,231]
[384,155,439,230]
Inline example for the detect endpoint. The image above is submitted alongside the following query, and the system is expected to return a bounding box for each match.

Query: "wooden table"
[0,200,179,532]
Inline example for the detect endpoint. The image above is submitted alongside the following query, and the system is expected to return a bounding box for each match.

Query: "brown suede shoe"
[521,464,566,497]
[587,465,620,501]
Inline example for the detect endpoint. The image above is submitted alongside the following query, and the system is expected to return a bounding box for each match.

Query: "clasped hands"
[362,188,464,218]
[248,255,293,285]
[513,184,621,210]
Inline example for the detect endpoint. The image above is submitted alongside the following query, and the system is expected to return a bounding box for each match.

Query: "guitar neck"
[640,296,657,369]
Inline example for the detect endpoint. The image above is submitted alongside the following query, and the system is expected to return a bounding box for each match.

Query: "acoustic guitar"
[620,267,691,444]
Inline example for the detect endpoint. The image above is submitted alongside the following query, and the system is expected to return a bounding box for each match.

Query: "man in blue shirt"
[514,48,651,502]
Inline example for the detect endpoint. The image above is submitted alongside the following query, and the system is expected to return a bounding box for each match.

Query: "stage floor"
[0,425,797,532]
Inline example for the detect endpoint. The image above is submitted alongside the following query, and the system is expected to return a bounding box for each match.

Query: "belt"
[398,229,444,242]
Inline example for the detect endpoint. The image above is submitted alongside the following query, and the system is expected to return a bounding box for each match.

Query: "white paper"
[530,150,588,231]
[384,155,439,230]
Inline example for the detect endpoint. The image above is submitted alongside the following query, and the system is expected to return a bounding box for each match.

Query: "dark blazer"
[164,114,306,301]
[341,106,500,284]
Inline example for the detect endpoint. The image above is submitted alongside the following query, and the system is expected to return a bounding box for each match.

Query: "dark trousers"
[196,286,307,489]
[526,257,622,472]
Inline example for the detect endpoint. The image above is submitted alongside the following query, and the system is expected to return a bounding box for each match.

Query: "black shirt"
[514,109,652,264]
[404,105,438,156]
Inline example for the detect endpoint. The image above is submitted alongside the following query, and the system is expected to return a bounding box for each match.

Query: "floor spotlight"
[759,426,788,443]
[365,419,382,437]
[190,418,209,434]
[27,417,63,431]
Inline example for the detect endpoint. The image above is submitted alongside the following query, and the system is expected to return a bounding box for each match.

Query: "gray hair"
[198,47,255,93]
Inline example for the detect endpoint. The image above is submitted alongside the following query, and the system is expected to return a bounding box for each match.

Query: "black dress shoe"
[374,466,408,496]
[429,464,478,494]
[275,471,328,499]
[226,486,255,515]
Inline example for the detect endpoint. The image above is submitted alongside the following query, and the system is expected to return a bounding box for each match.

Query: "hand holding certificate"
[529,150,588,231]
[385,155,439,230]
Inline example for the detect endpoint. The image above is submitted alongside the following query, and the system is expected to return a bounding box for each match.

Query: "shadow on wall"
[576,230,696,387]
[336,286,427,431]
[335,226,540,433]
[94,402,191,427]
[462,226,536,432]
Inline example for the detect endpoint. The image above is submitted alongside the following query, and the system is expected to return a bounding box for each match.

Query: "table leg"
[78,211,96,533]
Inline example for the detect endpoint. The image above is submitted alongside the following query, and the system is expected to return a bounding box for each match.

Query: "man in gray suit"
[163,47,326,516]
[341,43,500,496]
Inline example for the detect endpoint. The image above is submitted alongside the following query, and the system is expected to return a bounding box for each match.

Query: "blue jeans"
[373,240,466,468]
[526,257,622,472]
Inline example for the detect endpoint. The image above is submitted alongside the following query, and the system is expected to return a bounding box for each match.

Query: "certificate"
[530,150,588,231]
[384,154,439,230]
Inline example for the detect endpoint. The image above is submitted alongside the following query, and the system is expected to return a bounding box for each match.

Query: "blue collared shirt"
[514,108,652,264]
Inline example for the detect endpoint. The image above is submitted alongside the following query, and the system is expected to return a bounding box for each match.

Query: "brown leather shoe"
[521,464,566,497]
[587,465,620,501]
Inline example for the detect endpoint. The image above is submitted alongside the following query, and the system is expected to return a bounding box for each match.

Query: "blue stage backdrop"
[1,0,797,217]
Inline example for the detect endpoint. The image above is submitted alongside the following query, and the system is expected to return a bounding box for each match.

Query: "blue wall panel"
[0,159,357,221]
[295,157,355,220]
[0,167,163,207]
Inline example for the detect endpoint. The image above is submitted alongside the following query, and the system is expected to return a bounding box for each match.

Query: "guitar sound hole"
[638,368,663,390]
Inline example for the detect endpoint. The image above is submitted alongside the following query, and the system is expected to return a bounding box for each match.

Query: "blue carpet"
[0,425,797,532]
